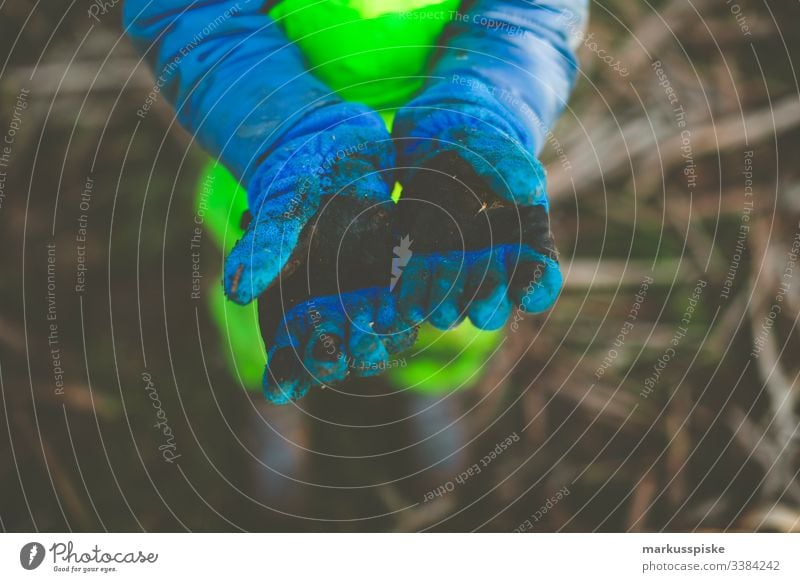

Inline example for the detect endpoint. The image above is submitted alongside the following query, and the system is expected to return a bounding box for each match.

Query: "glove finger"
[395,255,434,326]
[346,292,391,377]
[263,312,312,404]
[374,293,418,355]
[224,214,304,305]
[466,248,512,330]
[506,247,563,314]
[428,252,468,330]
[473,147,548,209]
[303,297,348,387]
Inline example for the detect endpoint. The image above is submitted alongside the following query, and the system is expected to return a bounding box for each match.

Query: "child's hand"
[224,104,394,305]
[253,197,416,404]
[389,104,563,331]
[383,0,586,332]
[217,102,415,402]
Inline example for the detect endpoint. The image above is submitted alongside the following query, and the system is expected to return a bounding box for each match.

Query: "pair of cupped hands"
[222,97,562,404]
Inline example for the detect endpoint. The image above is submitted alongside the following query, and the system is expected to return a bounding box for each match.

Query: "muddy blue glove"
[124,0,414,403]
[390,0,587,331]
[253,198,417,404]
[393,153,560,331]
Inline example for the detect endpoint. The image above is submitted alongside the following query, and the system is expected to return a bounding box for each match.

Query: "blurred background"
[2,0,800,532]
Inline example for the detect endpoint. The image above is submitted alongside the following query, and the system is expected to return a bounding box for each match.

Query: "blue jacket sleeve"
[401,0,588,155]
[122,0,374,188]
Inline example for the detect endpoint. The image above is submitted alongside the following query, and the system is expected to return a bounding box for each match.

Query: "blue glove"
[259,289,418,403]
[253,199,417,404]
[224,106,395,305]
[389,0,587,331]
[123,0,414,402]
[392,153,561,331]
